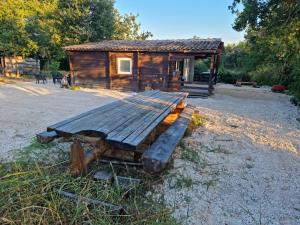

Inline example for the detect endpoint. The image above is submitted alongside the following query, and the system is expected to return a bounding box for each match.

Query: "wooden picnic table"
[47,90,187,150]
[38,90,189,175]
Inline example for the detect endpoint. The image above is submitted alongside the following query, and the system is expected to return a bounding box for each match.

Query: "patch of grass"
[69,85,81,91]
[0,141,177,225]
[185,113,205,137]
[202,178,219,191]
[180,143,200,164]
[180,142,208,170]
[172,176,194,189]
[15,138,59,163]
[207,145,231,154]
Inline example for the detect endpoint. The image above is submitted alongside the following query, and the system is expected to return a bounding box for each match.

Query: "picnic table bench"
[37,90,193,174]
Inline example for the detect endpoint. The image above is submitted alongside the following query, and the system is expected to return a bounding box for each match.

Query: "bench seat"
[142,105,194,173]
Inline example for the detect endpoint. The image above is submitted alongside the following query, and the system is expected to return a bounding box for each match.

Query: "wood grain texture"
[46,91,187,151]
[142,105,194,173]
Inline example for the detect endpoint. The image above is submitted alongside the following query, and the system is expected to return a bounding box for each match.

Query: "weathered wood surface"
[36,131,58,144]
[46,91,187,151]
[142,105,194,173]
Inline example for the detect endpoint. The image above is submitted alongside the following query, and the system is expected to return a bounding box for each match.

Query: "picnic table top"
[47,90,187,151]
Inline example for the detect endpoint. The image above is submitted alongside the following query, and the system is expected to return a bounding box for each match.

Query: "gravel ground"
[156,84,300,225]
[0,80,130,160]
[1,81,299,225]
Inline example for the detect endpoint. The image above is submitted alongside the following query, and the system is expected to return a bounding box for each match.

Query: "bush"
[49,61,60,72]
[218,67,250,84]
[194,60,209,75]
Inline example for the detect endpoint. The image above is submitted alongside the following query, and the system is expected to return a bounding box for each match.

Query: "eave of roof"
[64,39,223,54]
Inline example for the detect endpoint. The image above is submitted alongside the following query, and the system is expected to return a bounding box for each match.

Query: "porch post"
[214,54,220,84]
[209,54,215,94]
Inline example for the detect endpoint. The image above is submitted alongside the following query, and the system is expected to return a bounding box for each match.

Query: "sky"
[115,0,245,44]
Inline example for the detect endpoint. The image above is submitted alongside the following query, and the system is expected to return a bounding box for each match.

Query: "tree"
[0,0,152,67]
[228,0,300,93]
[112,11,152,40]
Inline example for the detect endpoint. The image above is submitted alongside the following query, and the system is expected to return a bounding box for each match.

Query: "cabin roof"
[64,39,223,53]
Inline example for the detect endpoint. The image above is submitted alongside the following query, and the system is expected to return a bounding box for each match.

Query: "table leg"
[70,140,87,176]
[70,137,110,176]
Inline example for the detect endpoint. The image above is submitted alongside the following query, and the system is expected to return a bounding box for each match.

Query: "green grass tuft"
[172,176,194,189]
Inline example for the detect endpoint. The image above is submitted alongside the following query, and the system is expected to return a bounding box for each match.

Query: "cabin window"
[117,58,132,75]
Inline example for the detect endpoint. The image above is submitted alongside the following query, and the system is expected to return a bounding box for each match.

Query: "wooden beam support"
[209,54,215,94]
[36,131,58,144]
[70,137,110,176]
[70,140,87,176]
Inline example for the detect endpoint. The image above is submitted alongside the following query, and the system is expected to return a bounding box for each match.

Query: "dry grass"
[0,139,178,225]
[185,112,205,137]
[0,77,6,84]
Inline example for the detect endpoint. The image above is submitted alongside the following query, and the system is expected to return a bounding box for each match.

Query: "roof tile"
[64,39,223,53]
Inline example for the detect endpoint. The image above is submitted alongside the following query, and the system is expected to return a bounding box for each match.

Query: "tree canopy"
[222,0,300,96]
[0,0,152,63]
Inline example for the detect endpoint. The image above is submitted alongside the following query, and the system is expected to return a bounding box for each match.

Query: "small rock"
[93,170,113,182]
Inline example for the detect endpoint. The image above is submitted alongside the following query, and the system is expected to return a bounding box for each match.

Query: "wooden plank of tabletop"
[107,92,185,148]
[47,100,123,132]
[48,90,159,132]
[51,90,160,136]
[104,91,168,140]
[123,92,187,148]
[96,91,163,135]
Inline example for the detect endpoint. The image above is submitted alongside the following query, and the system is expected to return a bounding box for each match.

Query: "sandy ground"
[0,80,130,160]
[156,84,300,225]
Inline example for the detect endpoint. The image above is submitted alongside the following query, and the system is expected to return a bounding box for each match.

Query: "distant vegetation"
[220,0,300,102]
[0,0,152,70]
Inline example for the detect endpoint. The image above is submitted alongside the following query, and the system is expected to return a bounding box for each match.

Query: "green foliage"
[0,0,152,63]
[223,0,300,98]
[218,67,249,84]
[194,59,209,75]
[180,144,200,164]
[173,176,194,189]
[112,12,152,40]
[49,61,60,72]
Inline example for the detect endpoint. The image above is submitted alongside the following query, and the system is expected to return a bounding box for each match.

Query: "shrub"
[49,61,60,72]
[218,67,250,84]
[194,60,209,75]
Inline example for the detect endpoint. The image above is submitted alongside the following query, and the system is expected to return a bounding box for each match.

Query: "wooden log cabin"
[64,39,223,95]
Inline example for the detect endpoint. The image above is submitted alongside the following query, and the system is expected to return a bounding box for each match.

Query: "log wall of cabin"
[68,50,218,92]
[138,52,169,91]
[69,51,107,88]
[109,52,139,91]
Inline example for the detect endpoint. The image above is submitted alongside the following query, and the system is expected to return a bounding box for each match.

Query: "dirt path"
[0,80,130,160]
[157,84,300,225]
